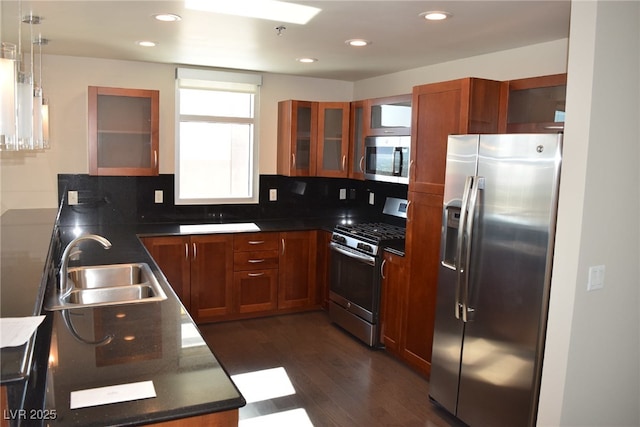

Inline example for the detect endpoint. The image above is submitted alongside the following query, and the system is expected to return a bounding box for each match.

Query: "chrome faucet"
[59,234,112,293]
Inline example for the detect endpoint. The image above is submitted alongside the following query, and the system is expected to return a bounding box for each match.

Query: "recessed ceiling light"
[185,0,321,25]
[297,57,318,63]
[136,40,157,47]
[153,13,182,22]
[346,39,371,47]
[420,11,452,21]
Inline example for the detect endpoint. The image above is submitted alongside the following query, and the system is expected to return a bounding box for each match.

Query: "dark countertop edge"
[124,397,246,426]
[0,207,60,384]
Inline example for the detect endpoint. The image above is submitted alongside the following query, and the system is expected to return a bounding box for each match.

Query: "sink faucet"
[59,234,112,293]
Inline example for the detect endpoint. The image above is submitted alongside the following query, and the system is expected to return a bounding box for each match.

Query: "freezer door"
[428,135,479,412]
[455,134,562,427]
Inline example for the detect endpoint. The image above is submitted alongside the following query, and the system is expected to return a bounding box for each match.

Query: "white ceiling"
[0,1,571,81]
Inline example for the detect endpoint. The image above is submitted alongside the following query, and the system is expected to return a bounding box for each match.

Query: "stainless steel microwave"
[364,136,411,184]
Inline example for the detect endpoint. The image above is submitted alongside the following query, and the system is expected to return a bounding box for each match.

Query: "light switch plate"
[369,192,375,205]
[587,264,605,291]
[154,190,163,204]
[339,188,347,200]
[269,189,278,201]
[68,191,78,205]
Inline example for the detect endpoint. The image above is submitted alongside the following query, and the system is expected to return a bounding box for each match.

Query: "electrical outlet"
[339,188,347,200]
[587,265,605,291]
[369,192,375,205]
[269,189,278,201]
[68,191,78,205]
[154,190,163,204]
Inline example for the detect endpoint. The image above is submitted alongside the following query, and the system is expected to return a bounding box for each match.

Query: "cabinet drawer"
[234,250,279,271]
[234,232,279,252]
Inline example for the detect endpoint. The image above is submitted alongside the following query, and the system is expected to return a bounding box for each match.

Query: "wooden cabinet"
[277,100,349,178]
[142,235,191,311]
[316,102,350,177]
[379,251,407,354]
[400,191,443,377]
[277,100,318,177]
[142,234,234,324]
[499,73,567,133]
[348,100,366,180]
[233,232,279,314]
[366,94,412,136]
[144,231,319,322]
[88,86,159,176]
[189,235,234,323]
[410,78,503,195]
[315,230,333,309]
[278,231,318,309]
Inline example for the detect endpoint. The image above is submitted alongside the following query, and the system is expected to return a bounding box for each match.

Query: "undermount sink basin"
[46,263,167,311]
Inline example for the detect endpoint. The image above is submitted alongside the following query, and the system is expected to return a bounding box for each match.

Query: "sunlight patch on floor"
[239,408,314,427]
[231,367,296,404]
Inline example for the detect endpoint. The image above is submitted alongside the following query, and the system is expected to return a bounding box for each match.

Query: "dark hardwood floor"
[199,311,462,427]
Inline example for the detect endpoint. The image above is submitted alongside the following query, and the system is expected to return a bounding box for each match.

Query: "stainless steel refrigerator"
[429,133,562,427]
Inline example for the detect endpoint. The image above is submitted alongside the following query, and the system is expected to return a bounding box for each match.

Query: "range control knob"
[332,234,347,244]
[357,242,373,253]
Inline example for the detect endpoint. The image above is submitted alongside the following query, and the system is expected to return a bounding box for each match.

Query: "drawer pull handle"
[248,240,265,245]
[248,272,265,277]
[248,259,265,263]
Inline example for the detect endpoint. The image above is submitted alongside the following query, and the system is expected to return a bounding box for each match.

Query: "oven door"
[329,242,380,323]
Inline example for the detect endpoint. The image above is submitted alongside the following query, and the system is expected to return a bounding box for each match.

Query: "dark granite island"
[1,209,245,426]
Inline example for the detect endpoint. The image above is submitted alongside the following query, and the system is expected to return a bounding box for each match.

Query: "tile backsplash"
[57,174,408,226]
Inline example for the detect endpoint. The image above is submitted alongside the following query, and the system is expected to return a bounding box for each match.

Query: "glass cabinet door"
[366,94,412,136]
[88,86,159,176]
[504,74,567,133]
[277,100,318,176]
[349,100,366,180]
[317,102,349,178]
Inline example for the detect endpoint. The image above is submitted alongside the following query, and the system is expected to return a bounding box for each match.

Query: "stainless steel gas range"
[329,197,407,347]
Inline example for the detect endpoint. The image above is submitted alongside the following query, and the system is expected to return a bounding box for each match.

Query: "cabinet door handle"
[292,153,296,169]
[184,243,189,260]
[409,159,414,179]
[154,150,158,169]
[406,201,412,222]
[248,259,265,264]
[342,155,346,171]
[248,240,265,245]
[380,259,387,279]
[248,272,265,277]
[359,156,364,173]
[281,238,285,256]
[192,242,197,259]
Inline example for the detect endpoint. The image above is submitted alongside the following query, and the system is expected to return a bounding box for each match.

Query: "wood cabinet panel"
[348,100,366,180]
[233,232,279,252]
[233,250,279,271]
[142,236,191,311]
[278,231,317,309]
[235,269,279,314]
[401,191,444,377]
[410,78,503,195]
[190,234,234,322]
[380,251,406,354]
[315,230,332,309]
[88,86,159,176]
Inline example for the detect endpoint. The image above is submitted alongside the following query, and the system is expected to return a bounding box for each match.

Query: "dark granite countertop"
[2,208,360,426]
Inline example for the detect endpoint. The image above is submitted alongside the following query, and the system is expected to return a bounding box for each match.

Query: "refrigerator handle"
[455,176,474,320]
[461,176,483,322]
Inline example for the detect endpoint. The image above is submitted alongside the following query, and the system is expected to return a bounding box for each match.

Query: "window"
[175,68,262,204]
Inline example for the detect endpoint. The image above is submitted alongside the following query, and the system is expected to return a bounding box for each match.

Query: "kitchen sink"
[46,263,167,311]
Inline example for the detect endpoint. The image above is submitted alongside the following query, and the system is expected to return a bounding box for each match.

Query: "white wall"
[0,56,353,213]
[538,1,640,425]
[353,39,569,99]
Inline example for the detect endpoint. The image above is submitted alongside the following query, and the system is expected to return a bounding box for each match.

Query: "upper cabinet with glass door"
[88,86,159,176]
[500,73,567,133]
[316,102,350,178]
[366,94,412,136]
[277,100,318,177]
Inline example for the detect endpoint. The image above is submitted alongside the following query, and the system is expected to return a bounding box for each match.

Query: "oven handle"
[329,242,376,266]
